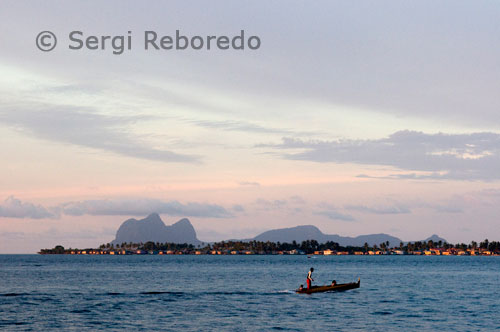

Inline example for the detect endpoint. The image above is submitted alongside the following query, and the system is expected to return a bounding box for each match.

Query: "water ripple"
[0,255,498,331]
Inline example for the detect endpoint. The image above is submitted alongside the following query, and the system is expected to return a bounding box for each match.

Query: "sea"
[0,255,499,331]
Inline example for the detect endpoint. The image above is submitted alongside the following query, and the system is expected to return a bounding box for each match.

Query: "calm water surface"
[0,255,499,331]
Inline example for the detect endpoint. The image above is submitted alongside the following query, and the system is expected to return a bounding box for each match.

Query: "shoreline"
[37,249,500,256]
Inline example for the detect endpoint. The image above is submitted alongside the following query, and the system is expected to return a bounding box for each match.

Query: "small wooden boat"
[296,278,360,294]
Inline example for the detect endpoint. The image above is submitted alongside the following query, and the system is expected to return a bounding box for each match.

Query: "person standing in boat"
[306,268,314,289]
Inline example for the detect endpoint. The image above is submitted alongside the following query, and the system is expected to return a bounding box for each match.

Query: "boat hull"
[296,279,360,294]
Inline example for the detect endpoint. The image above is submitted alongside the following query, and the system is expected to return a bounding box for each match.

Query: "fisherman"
[331,280,337,286]
[298,284,304,291]
[306,267,314,289]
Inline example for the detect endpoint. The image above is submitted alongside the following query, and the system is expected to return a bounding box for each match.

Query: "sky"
[1,1,500,253]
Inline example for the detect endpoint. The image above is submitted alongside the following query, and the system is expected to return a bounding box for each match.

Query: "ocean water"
[0,255,499,331]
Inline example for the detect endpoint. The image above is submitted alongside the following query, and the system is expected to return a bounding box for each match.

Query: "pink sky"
[1,1,500,252]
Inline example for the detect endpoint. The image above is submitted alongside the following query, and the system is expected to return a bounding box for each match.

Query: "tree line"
[40,238,500,254]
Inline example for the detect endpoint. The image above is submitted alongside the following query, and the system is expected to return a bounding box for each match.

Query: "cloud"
[289,195,306,205]
[187,119,318,137]
[231,204,245,212]
[254,198,288,211]
[0,228,115,242]
[252,197,307,215]
[344,198,464,215]
[262,131,500,180]
[314,202,355,221]
[0,105,200,163]
[314,210,355,222]
[44,83,103,95]
[345,204,411,215]
[58,198,232,218]
[4,2,500,130]
[412,196,465,214]
[0,196,232,219]
[0,196,57,219]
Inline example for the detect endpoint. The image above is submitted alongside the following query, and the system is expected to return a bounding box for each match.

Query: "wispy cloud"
[314,210,355,222]
[314,203,355,221]
[186,119,319,137]
[345,204,411,215]
[254,198,288,211]
[261,130,500,180]
[0,104,200,163]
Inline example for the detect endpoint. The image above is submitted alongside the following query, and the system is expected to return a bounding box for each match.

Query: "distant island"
[110,213,445,247]
[111,213,201,246]
[242,225,446,248]
[39,213,500,256]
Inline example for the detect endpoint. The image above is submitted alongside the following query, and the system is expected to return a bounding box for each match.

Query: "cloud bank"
[59,198,232,218]
[263,131,500,180]
[0,197,231,219]
[0,196,56,219]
